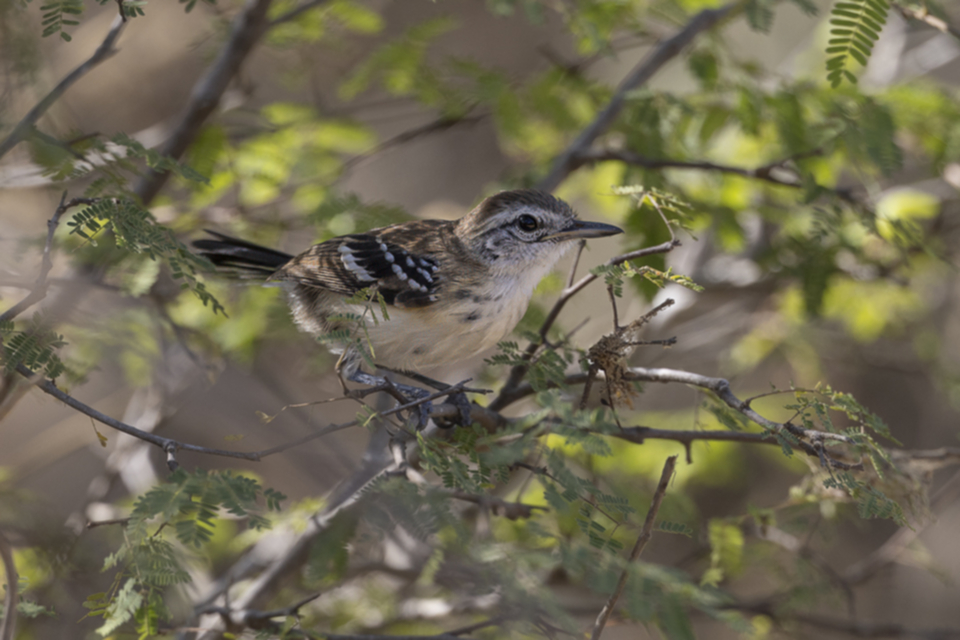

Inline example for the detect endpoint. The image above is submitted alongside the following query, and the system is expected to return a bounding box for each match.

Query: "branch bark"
[134,0,278,205]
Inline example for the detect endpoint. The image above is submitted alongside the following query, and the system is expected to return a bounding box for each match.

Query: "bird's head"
[456,190,622,273]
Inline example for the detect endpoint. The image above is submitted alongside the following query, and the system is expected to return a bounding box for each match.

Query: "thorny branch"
[590,455,677,640]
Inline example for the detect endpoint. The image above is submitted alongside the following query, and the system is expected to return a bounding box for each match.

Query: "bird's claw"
[435,389,472,429]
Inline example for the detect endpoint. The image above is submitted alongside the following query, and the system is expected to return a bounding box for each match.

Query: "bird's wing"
[270,221,449,309]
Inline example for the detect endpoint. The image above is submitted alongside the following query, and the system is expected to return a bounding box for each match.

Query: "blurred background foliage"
[1,0,960,638]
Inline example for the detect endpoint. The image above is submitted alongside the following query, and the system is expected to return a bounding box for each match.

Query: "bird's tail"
[193,231,293,278]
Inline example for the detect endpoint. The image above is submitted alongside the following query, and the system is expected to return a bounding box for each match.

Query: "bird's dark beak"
[543,219,623,241]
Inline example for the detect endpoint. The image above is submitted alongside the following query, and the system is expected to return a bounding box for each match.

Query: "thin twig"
[566,239,587,289]
[0,17,125,160]
[490,239,679,410]
[341,113,485,174]
[0,530,17,640]
[590,455,677,640]
[536,3,738,192]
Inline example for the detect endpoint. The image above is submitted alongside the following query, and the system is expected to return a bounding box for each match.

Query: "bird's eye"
[517,214,539,232]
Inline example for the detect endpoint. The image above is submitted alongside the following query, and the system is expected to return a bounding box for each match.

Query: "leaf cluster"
[82,470,285,638]
[826,0,890,87]
[0,313,67,379]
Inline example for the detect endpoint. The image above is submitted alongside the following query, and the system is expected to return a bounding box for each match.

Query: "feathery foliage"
[826,0,891,87]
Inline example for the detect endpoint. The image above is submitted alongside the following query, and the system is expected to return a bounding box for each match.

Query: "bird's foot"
[347,370,434,430]
[375,367,488,429]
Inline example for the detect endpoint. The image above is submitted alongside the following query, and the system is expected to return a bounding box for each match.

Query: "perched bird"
[194,189,622,423]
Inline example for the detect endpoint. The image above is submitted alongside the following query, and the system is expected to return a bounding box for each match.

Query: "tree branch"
[0,17,126,161]
[134,0,277,205]
[0,529,17,640]
[574,148,860,203]
[894,2,960,42]
[14,365,485,466]
[590,455,677,640]
[536,3,739,193]
[792,612,960,639]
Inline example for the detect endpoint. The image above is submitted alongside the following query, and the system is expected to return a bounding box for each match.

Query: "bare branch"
[574,148,860,204]
[134,0,277,205]
[341,113,486,174]
[536,3,738,192]
[0,17,126,160]
[0,529,17,640]
[15,364,262,463]
[590,455,677,640]
[14,365,486,463]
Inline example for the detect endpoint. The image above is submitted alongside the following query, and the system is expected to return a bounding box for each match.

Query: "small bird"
[194,189,622,422]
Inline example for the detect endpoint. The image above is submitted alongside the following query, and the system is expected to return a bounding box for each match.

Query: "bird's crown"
[456,189,577,243]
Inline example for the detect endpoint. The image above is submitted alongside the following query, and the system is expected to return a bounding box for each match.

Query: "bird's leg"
[347,369,434,430]
[377,367,484,428]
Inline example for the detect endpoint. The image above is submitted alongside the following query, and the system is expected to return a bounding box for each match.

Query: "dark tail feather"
[193,230,293,278]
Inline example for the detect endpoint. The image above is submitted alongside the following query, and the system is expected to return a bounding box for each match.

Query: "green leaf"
[824,0,890,86]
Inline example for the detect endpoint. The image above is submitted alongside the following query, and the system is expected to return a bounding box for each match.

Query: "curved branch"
[0,17,126,161]
[536,2,739,193]
[14,364,494,465]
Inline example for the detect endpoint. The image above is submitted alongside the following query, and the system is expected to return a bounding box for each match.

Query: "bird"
[194,189,622,425]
